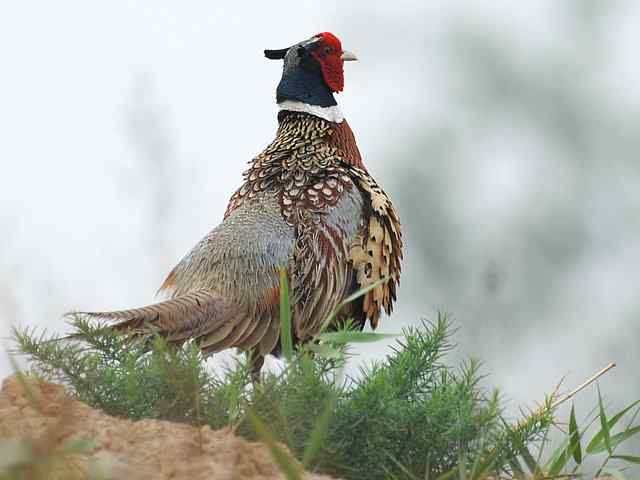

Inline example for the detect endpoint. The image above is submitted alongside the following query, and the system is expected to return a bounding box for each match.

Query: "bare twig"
[515,362,616,431]
[551,362,616,410]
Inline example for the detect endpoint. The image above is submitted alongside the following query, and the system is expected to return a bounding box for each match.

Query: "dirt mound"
[0,375,337,479]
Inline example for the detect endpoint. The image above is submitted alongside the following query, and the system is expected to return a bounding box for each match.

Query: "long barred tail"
[68,291,235,348]
[66,290,280,357]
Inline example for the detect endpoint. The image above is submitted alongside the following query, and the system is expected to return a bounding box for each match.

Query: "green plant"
[10,275,640,479]
[11,314,545,479]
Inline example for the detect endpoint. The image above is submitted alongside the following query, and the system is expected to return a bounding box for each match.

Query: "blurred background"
[1,0,639,466]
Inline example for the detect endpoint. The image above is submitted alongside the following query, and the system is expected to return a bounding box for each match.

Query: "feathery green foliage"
[10,307,640,479]
[12,319,251,426]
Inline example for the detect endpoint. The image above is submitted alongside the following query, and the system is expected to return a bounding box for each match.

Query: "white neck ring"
[278,100,344,123]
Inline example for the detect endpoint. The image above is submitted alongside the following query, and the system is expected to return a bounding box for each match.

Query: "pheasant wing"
[348,167,403,329]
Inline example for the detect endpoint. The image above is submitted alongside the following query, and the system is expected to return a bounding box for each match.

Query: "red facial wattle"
[311,32,345,93]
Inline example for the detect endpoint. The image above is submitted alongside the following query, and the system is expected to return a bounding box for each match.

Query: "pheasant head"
[265,32,358,110]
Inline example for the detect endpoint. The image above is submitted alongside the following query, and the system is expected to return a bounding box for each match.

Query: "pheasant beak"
[341,50,358,61]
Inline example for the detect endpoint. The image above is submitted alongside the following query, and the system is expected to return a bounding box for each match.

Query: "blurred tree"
[124,74,178,265]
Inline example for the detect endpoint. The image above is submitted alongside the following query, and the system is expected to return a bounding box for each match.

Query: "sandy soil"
[0,375,338,479]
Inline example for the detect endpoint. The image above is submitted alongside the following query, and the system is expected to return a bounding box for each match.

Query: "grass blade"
[279,267,294,362]
[306,343,344,360]
[339,277,387,307]
[318,278,388,334]
[247,409,302,480]
[383,451,420,480]
[588,426,640,454]
[519,445,541,475]
[611,455,640,464]
[597,385,612,455]
[507,458,525,478]
[302,395,336,468]
[600,466,628,480]
[317,331,396,344]
[569,404,582,464]
[586,399,640,453]
[547,438,571,477]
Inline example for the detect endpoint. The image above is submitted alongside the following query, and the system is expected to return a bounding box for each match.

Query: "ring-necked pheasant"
[73,32,402,374]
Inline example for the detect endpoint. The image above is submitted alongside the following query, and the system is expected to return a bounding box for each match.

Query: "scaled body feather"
[73,111,402,368]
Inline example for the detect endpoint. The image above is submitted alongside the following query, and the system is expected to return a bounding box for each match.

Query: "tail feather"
[70,290,241,348]
[256,315,281,357]
[234,311,272,350]
[200,314,254,354]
